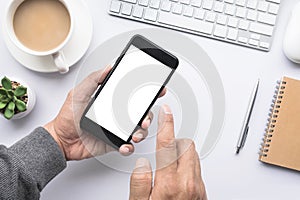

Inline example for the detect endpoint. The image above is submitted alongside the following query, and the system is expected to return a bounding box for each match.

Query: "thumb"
[74,66,112,100]
[130,158,153,200]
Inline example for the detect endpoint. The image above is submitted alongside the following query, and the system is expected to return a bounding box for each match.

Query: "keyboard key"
[144,8,158,21]
[238,36,248,43]
[161,0,172,11]
[158,11,214,34]
[121,3,132,15]
[249,39,259,46]
[236,0,246,6]
[236,7,247,18]
[138,0,149,6]
[194,9,205,19]
[257,1,269,12]
[122,0,137,3]
[180,0,190,5]
[217,14,227,25]
[250,22,273,36]
[251,33,261,40]
[260,41,270,49]
[247,9,257,21]
[132,6,144,18]
[268,3,279,14]
[149,0,160,9]
[224,0,234,3]
[239,19,249,30]
[110,1,121,13]
[225,4,236,15]
[227,28,238,40]
[214,25,227,38]
[247,0,257,9]
[214,1,224,13]
[183,6,194,17]
[228,17,238,27]
[258,12,276,25]
[266,0,280,4]
[172,4,183,14]
[202,0,213,10]
[205,11,216,22]
[190,0,202,7]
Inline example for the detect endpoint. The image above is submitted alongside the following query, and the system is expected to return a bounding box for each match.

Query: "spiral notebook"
[259,76,300,171]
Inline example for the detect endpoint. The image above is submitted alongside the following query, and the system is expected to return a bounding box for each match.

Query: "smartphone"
[80,35,178,149]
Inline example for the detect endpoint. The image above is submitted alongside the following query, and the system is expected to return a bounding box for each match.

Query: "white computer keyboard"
[109,0,280,51]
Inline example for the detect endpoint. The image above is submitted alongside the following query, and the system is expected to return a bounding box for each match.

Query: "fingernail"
[135,158,150,170]
[134,133,144,141]
[105,65,112,71]
[120,146,130,153]
[145,119,151,127]
[162,104,172,114]
[159,105,172,125]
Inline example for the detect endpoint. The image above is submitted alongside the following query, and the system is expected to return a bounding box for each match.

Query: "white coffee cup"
[5,0,74,74]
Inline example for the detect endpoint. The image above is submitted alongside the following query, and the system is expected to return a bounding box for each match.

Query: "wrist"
[44,121,66,159]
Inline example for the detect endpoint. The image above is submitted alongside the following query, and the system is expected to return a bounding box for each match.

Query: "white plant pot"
[1,77,36,120]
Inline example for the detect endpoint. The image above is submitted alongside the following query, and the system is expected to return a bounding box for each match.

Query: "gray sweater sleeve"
[0,127,67,200]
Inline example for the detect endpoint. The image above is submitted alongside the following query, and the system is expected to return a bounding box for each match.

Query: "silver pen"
[236,79,260,154]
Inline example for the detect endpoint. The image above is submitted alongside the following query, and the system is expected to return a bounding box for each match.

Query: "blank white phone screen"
[86,45,172,141]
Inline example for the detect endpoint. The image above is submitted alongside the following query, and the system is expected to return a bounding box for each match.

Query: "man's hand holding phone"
[44,67,165,160]
[43,35,206,199]
[44,66,207,199]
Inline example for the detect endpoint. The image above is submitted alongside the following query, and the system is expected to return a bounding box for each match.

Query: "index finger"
[155,105,178,174]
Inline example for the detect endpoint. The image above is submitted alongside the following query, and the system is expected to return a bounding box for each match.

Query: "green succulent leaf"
[7,90,14,99]
[8,102,15,111]
[4,107,14,119]
[0,88,7,96]
[14,86,27,97]
[0,93,9,102]
[0,97,10,104]
[15,99,26,112]
[1,77,12,90]
[0,102,7,109]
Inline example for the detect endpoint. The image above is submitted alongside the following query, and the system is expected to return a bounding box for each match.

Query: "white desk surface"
[1,0,300,199]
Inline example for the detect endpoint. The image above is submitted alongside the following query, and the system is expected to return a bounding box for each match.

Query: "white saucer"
[3,0,93,73]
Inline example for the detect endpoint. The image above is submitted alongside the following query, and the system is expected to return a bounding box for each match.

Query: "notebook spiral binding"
[259,80,287,157]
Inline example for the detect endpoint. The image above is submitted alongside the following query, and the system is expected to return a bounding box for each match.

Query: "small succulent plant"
[0,77,27,120]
